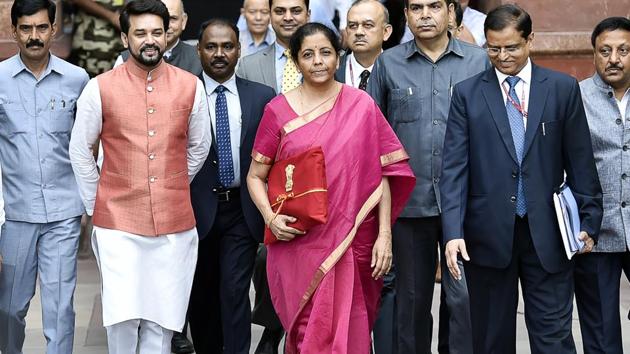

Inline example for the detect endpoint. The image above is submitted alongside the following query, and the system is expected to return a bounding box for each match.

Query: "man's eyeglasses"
[486,42,527,56]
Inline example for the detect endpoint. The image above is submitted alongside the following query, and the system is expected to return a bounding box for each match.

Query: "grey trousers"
[0,217,81,354]
[106,319,172,354]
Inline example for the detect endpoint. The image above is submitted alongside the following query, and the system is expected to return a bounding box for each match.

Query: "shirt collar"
[125,56,166,81]
[164,39,179,59]
[244,28,275,47]
[592,72,630,100]
[275,41,288,60]
[404,34,464,60]
[495,58,532,87]
[11,53,64,78]
[348,51,377,72]
[203,71,238,96]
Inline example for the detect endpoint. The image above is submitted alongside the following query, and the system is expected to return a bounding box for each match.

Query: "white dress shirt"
[309,0,352,31]
[203,72,243,188]
[69,77,211,216]
[495,58,532,129]
[344,52,375,88]
[463,7,487,47]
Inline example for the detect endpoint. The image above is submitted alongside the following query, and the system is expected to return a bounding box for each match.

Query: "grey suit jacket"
[581,73,630,252]
[237,45,277,92]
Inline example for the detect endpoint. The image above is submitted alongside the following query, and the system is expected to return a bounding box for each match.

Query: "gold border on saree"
[251,150,273,165]
[380,148,409,167]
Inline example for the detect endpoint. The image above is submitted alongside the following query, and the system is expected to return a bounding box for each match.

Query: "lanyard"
[501,80,528,118]
[348,57,356,88]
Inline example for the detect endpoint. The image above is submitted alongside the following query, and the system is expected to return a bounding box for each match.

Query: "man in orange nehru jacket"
[69,0,211,351]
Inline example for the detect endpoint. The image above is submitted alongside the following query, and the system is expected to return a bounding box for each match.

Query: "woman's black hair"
[289,22,341,63]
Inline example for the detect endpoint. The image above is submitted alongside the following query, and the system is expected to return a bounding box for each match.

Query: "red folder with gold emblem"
[264,146,328,245]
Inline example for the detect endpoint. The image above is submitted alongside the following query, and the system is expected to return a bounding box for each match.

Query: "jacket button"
[147,86,154,92]
[212,160,217,165]
[148,108,155,114]
[148,130,156,137]
[511,171,517,178]
[212,188,217,192]
[510,195,516,202]
[148,153,155,160]
[622,202,627,208]
[624,145,628,151]
[623,173,628,180]
[149,176,157,183]
[616,118,622,125]
[433,177,439,183]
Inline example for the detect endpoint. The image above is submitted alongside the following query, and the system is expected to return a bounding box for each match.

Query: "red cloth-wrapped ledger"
[264,146,328,245]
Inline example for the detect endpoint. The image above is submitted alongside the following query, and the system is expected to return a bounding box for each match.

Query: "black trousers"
[372,264,397,354]
[574,249,630,354]
[391,216,440,354]
[189,197,259,354]
[251,245,283,331]
[465,216,576,354]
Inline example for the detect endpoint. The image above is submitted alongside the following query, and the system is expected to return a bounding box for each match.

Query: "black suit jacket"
[190,75,276,242]
[335,52,348,83]
[440,63,603,273]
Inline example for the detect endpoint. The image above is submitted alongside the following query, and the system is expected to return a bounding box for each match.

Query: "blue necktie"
[215,85,234,187]
[505,76,527,217]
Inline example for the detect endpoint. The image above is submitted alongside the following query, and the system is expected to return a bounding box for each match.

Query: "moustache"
[140,45,161,54]
[26,40,44,48]
[211,59,229,66]
[606,64,623,71]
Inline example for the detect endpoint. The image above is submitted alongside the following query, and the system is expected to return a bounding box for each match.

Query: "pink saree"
[252,85,414,354]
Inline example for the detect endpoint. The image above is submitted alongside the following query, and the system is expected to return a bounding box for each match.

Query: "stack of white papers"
[553,184,585,259]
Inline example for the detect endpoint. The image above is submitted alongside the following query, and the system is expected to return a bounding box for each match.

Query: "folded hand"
[269,214,305,242]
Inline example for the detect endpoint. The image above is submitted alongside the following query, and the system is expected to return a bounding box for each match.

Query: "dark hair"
[403,0,454,9]
[269,0,309,10]
[120,0,170,35]
[350,0,390,24]
[198,18,240,41]
[454,1,463,27]
[484,4,532,39]
[289,22,341,63]
[11,0,56,26]
[591,17,630,48]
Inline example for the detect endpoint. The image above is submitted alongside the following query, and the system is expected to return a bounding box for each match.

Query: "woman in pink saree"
[247,23,415,354]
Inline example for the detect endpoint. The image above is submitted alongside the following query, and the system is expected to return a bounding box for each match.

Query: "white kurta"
[69,64,211,330]
[92,226,198,330]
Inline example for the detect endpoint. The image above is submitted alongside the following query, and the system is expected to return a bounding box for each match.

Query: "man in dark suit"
[440,4,603,354]
[188,18,275,354]
[335,0,391,90]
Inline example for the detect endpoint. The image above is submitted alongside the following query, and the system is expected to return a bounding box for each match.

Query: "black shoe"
[171,331,195,354]
[254,328,284,354]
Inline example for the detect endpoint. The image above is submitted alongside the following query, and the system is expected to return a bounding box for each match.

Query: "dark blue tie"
[505,76,527,217]
[215,85,234,187]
